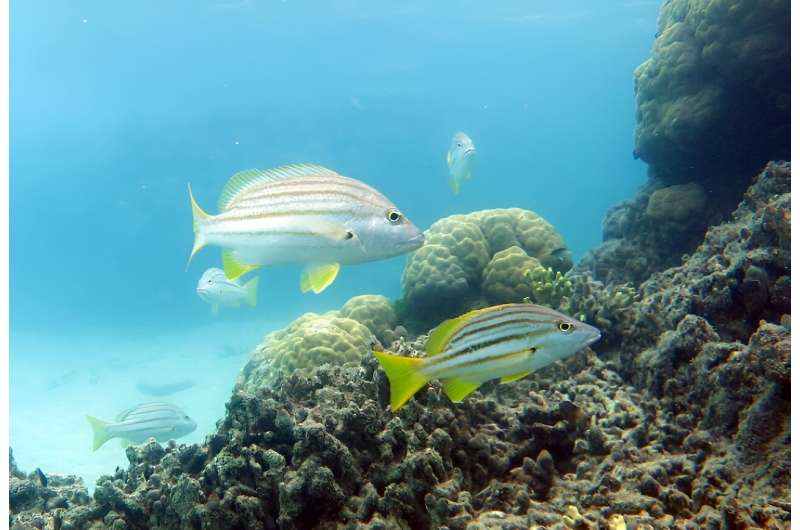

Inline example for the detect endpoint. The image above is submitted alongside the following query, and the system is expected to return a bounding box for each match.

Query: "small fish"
[541,247,573,273]
[188,164,424,294]
[136,378,195,397]
[373,303,601,411]
[446,132,476,194]
[86,402,197,451]
[196,267,259,315]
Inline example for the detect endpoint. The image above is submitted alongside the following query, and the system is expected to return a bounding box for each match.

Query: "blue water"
[10,0,660,484]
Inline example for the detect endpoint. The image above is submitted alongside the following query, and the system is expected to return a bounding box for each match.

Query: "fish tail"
[243,276,259,307]
[187,183,209,269]
[449,175,460,194]
[373,351,429,411]
[86,415,111,451]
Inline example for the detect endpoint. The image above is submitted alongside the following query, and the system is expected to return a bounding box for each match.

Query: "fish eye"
[558,322,573,333]
[344,231,354,240]
[386,209,403,223]
[457,142,462,147]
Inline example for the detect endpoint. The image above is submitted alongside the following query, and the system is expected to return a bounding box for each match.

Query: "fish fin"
[222,249,259,281]
[500,370,533,384]
[449,175,460,194]
[86,416,110,451]
[187,184,209,269]
[300,263,340,294]
[425,316,468,355]
[243,276,259,306]
[211,304,219,316]
[441,378,482,402]
[465,170,472,180]
[425,305,519,355]
[120,439,130,449]
[447,151,453,167]
[217,164,340,211]
[373,350,429,411]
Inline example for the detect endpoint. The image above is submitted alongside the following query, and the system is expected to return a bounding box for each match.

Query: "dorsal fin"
[217,163,339,211]
[425,304,515,356]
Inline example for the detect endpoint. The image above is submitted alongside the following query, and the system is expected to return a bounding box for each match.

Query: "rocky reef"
[582,0,790,285]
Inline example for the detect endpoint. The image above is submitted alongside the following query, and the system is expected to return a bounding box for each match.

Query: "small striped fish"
[86,402,197,451]
[188,164,425,294]
[373,303,601,411]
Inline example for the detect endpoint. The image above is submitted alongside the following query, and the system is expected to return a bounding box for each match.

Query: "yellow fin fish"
[373,303,601,411]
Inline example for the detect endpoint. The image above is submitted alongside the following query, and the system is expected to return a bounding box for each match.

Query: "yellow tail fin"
[187,184,209,268]
[243,276,259,306]
[373,351,429,411]
[86,415,111,451]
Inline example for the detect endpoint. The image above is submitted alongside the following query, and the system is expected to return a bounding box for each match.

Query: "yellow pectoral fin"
[441,378,482,403]
[373,350,428,411]
[222,249,259,281]
[500,370,533,384]
[300,263,340,294]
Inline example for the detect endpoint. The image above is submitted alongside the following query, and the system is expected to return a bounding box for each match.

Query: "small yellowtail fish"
[86,402,197,451]
[373,303,601,411]
[196,267,259,315]
[188,164,425,294]
[446,131,476,194]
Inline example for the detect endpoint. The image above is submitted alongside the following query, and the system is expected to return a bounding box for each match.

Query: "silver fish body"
[189,164,424,292]
[447,132,476,194]
[87,402,197,451]
[196,267,258,311]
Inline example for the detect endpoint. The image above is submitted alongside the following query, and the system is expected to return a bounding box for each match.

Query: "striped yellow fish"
[373,303,601,411]
[188,164,424,293]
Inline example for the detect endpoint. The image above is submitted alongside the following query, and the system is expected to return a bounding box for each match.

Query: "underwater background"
[11,0,658,487]
[9,0,791,529]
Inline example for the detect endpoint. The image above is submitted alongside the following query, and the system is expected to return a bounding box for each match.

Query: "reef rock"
[634,0,789,192]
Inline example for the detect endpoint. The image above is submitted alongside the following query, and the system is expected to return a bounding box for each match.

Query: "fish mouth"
[581,327,602,349]
[407,232,425,249]
[463,147,476,156]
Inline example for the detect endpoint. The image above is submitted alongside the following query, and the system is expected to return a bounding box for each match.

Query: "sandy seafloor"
[9,317,280,492]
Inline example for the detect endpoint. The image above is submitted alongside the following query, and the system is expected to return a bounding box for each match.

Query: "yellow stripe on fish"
[187,164,425,293]
[373,303,602,411]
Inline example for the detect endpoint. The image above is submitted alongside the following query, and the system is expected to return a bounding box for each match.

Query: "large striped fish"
[373,303,601,411]
[188,164,425,293]
[86,402,197,451]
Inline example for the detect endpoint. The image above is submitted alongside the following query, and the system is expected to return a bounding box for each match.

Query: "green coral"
[339,294,397,346]
[525,265,573,309]
[238,312,374,391]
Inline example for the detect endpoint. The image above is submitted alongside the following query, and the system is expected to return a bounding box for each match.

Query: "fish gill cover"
[8,1,790,530]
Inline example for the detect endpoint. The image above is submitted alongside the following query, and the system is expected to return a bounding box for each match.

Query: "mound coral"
[634,0,789,190]
[238,312,374,392]
[338,294,398,346]
[402,208,571,325]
